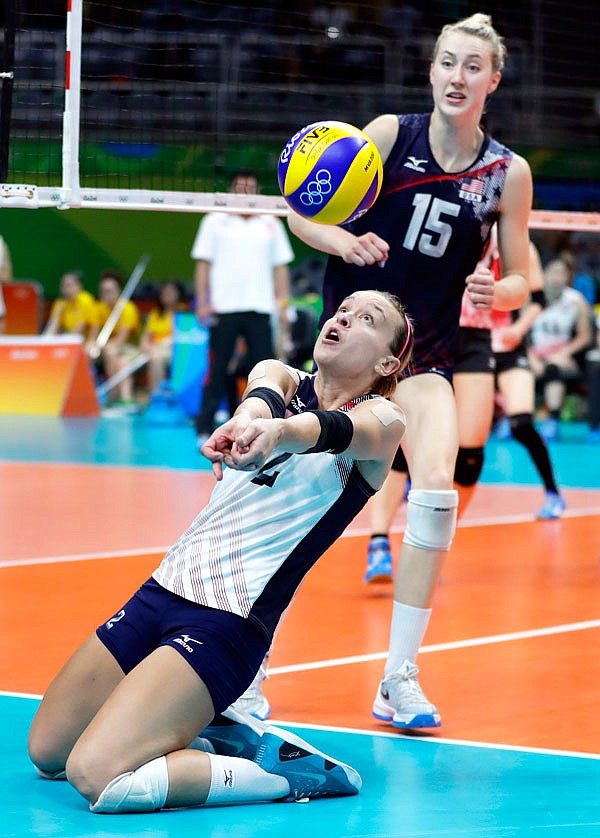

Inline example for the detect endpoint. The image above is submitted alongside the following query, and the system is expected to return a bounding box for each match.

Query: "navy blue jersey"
[322,113,513,377]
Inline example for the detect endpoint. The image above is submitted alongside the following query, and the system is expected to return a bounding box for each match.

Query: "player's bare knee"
[66,747,114,803]
[416,464,455,491]
[28,735,66,778]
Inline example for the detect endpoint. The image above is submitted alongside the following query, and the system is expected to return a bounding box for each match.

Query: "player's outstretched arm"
[200,359,299,479]
[228,399,405,489]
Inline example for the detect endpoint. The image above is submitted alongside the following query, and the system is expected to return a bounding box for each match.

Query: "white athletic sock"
[384,601,432,675]
[205,752,289,805]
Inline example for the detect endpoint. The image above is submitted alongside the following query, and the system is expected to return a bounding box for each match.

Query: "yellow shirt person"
[45,272,97,339]
[139,280,182,392]
[93,271,141,404]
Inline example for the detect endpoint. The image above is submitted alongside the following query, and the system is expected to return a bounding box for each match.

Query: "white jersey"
[529,287,585,358]
[153,372,380,638]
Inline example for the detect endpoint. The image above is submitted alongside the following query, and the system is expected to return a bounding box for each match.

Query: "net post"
[0,0,16,183]
[62,0,83,209]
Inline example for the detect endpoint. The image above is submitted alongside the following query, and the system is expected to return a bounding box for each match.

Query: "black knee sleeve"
[509,412,538,446]
[544,363,560,383]
[454,446,484,487]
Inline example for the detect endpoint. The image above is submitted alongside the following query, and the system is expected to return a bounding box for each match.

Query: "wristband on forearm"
[530,289,547,308]
[301,409,354,454]
[242,386,286,418]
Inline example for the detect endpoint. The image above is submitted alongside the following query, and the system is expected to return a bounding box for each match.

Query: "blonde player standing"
[286,13,532,729]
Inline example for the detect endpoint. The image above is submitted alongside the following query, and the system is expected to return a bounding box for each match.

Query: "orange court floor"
[1,463,599,754]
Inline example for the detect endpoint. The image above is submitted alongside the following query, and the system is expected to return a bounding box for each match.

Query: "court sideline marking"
[1,504,599,569]
[265,618,600,675]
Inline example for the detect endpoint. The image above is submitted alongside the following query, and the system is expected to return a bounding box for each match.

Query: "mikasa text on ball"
[277,121,383,225]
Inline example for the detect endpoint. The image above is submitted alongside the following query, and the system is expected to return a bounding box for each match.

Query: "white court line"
[267,618,600,675]
[0,545,169,569]
[1,503,600,569]
[267,719,600,761]
[2,691,597,762]
[348,503,600,537]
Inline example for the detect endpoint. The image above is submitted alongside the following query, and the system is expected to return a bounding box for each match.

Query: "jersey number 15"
[403,194,460,258]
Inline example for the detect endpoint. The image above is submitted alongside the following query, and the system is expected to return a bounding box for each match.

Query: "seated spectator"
[0,234,13,283]
[90,270,141,405]
[528,254,593,440]
[139,280,182,393]
[586,310,600,443]
[44,271,97,341]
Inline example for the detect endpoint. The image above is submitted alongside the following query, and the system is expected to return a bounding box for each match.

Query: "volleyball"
[277,121,383,225]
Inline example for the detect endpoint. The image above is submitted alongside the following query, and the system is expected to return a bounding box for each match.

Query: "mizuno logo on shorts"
[173,635,204,654]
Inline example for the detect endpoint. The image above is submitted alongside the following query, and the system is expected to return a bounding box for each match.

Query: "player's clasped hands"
[201,415,281,479]
[228,418,281,473]
[200,412,252,480]
[341,232,390,268]
[465,265,495,309]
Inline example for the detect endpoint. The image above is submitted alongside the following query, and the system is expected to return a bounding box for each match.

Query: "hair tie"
[396,313,412,359]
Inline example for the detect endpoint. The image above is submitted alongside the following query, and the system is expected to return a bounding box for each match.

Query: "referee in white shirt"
[191,170,294,444]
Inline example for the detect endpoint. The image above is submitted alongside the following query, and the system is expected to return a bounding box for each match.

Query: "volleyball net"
[1,0,599,232]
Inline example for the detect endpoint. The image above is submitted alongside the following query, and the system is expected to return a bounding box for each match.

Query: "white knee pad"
[403,489,458,551]
[90,755,169,814]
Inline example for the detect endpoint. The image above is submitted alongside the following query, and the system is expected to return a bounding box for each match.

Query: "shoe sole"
[373,704,441,729]
[364,572,393,584]
[372,709,442,728]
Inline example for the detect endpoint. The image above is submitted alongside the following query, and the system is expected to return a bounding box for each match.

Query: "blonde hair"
[433,13,506,74]
[370,291,413,399]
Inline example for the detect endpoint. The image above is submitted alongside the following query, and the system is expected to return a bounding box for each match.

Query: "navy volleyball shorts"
[96,576,270,715]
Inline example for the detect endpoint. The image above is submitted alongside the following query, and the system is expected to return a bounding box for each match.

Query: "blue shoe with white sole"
[254,727,362,801]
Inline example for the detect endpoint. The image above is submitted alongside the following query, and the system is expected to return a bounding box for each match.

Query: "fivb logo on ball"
[278,121,383,226]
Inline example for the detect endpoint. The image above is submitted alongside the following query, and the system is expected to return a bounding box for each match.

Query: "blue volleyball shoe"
[364,536,393,584]
[536,491,566,520]
[254,727,362,801]
[201,706,267,761]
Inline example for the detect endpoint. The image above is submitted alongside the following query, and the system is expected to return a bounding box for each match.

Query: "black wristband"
[242,386,286,418]
[302,409,354,454]
[530,289,547,308]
